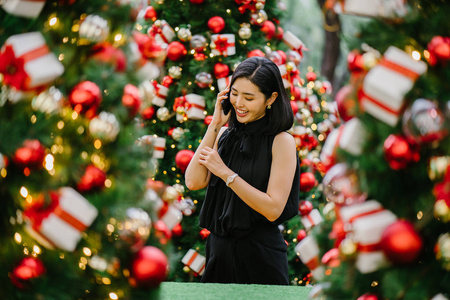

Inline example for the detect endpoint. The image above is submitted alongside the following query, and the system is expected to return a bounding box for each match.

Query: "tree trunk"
[317,0,341,85]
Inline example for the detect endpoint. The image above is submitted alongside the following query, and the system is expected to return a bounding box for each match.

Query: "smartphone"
[221,93,232,115]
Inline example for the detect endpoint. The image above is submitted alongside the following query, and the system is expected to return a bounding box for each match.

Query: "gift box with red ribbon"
[147,20,175,45]
[278,64,301,90]
[151,136,166,159]
[217,75,232,92]
[282,31,308,58]
[210,34,236,57]
[160,204,183,230]
[340,200,397,273]
[23,187,98,252]
[1,0,46,18]
[320,124,344,170]
[173,94,206,120]
[0,32,65,91]
[182,249,206,275]
[291,126,318,151]
[334,0,408,19]
[301,209,323,231]
[338,118,367,156]
[150,80,169,107]
[360,46,427,126]
[294,235,325,280]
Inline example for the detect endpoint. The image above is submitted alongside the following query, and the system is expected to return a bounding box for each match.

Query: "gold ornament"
[434,199,450,223]
[162,186,180,203]
[238,23,252,40]
[157,107,173,121]
[177,28,192,42]
[89,112,120,143]
[436,233,450,270]
[172,127,185,141]
[362,52,378,70]
[250,9,268,25]
[183,266,190,273]
[339,238,357,258]
[79,14,110,43]
[168,66,182,80]
[32,87,63,114]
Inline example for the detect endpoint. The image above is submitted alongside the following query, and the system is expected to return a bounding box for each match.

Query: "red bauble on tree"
[204,115,213,125]
[199,228,211,240]
[261,20,276,39]
[380,220,423,264]
[347,50,365,73]
[154,220,172,245]
[300,172,317,192]
[77,165,106,193]
[290,100,298,115]
[305,71,317,82]
[166,41,187,61]
[141,106,155,120]
[275,26,284,40]
[90,42,126,72]
[207,16,225,33]
[13,139,46,169]
[298,200,313,216]
[11,257,46,289]
[335,85,358,122]
[122,84,141,117]
[175,150,195,173]
[296,229,307,241]
[131,246,168,288]
[68,81,102,119]
[172,223,183,237]
[357,294,379,300]
[383,134,420,170]
[190,0,204,3]
[426,36,450,66]
[144,6,158,21]
[213,62,230,79]
[247,49,265,57]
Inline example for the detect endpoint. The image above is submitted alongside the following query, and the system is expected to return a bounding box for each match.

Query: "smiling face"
[229,77,276,124]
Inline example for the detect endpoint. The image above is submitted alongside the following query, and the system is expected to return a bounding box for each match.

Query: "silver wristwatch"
[226,173,238,187]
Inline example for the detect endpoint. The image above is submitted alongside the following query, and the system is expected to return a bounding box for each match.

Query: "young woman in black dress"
[185,56,300,285]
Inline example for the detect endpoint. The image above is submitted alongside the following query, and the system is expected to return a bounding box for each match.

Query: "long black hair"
[227,56,293,135]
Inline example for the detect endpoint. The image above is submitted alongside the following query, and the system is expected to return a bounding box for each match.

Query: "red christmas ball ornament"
[162,75,174,87]
[194,52,207,61]
[167,127,174,137]
[90,42,126,72]
[383,134,420,170]
[305,71,317,82]
[335,85,358,122]
[213,62,230,79]
[175,149,195,173]
[13,139,46,169]
[199,228,211,240]
[357,294,379,300]
[166,41,187,61]
[11,257,46,289]
[208,16,225,34]
[321,248,340,268]
[190,0,204,4]
[144,6,158,21]
[347,50,365,73]
[77,165,106,193]
[427,36,450,66]
[261,20,276,40]
[122,84,141,117]
[300,172,317,192]
[247,49,265,58]
[204,115,213,125]
[153,220,172,244]
[68,81,102,119]
[275,26,284,40]
[131,246,168,288]
[296,229,307,241]
[291,86,302,101]
[141,106,155,120]
[298,200,313,216]
[290,100,298,115]
[172,223,183,237]
[380,220,423,264]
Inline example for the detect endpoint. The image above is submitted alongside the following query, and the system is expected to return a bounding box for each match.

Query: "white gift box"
[335,0,408,19]
[1,0,46,18]
[147,20,175,45]
[338,118,367,156]
[282,31,307,54]
[151,136,166,159]
[160,204,183,230]
[278,64,290,89]
[294,235,325,280]
[340,200,397,273]
[217,76,231,92]
[1,32,64,90]
[151,81,168,107]
[210,34,236,57]
[319,125,344,169]
[25,187,98,252]
[185,94,206,120]
[360,46,427,126]
[301,209,323,231]
[182,249,206,275]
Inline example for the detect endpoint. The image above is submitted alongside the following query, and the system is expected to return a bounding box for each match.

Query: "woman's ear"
[267,92,278,106]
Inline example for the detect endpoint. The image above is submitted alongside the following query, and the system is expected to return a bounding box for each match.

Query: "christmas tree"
[132,0,339,283]
[294,0,450,299]
[0,0,171,298]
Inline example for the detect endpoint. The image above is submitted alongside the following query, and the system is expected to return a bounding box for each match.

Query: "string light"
[20,187,28,198]
[109,292,118,300]
[14,233,22,244]
[412,50,421,61]
[83,247,92,256]
[31,115,37,124]
[45,154,54,171]
[33,245,41,255]
[57,121,65,129]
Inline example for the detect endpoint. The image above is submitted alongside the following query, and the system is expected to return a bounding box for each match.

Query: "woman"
[185,56,300,285]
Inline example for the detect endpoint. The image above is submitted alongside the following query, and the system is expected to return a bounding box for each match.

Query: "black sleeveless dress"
[199,115,300,285]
